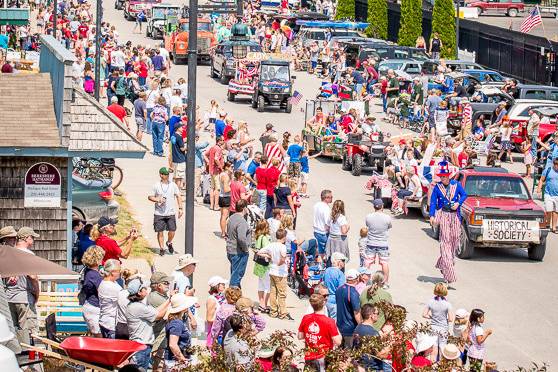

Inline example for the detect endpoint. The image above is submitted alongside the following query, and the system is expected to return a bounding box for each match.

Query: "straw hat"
[0,226,17,240]
[164,293,198,320]
[175,254,199,271]
[441,344,461,360]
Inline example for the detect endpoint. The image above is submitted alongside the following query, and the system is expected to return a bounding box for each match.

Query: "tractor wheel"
[257,95,265,112]
[351,154,363,176]
[342,152,351,171]
[227,91,235,102]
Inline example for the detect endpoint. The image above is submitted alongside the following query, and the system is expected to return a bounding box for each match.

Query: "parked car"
[210,40,263,84]
[467,0,525,17]
[514,84,558,102]
[378,59,423,76]
[72,176,120,222]
[462,69,506,87]
[421,59,485,74]
[453,166,548,260]
[508,99,558,148]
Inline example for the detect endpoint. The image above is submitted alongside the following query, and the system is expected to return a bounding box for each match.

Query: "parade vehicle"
[511,104,558,149]
[342,132,389,176]
[123,0,162,21]
[115,0,125,10]
[467,0,525,16]
[211,40,262,84]
[163,17,216,64]
[453,166,549,260]
[251,59,294,113]
[145,3,182,39]
[227,57,260,102]
[302,100,346,160]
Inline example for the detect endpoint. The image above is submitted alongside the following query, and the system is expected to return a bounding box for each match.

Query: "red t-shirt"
[96,234,122,264]
[298,313,339,360]
[380,80,388,95]
[208,145,223,175]
[107,104,127,122]
[255,167,267,191]
[138,61,148,78]
[223,125,235,141]
[229,180,246,212]
[411,355,432,368]
[78,24,89,39]
[458,151,469,168]
[265,166,281,196]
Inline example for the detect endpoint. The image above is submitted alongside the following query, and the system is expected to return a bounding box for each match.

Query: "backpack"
[115,77,126,95]
[83,78,95,94]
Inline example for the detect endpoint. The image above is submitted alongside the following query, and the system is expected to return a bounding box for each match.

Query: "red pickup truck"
[123,0,161,21]
[467,0,525,17]
[435,167,549,261]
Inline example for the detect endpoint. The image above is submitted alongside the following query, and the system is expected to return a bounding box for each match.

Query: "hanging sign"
[24,162,62,208]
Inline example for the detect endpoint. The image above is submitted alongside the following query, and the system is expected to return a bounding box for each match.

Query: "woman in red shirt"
[136,57,149,87]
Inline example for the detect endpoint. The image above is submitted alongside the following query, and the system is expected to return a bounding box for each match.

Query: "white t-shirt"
[170,95,182,112]
[151,181,180,216]
[98,280,122,331]
[145,89,160,109]
[285,229,297,250]
[328,214,348,236]
[259,242,287,277]
[116,289,130,325]
[313,201,331,234]
[111,50,126,68]
[172,270,191,294]
[267,218,281,241]
[159,48,170,63]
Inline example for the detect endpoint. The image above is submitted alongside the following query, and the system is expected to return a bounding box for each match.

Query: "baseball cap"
[17,227,40,239]
[455,308,469,319]
[265,123,274,130]
[127,278,149,295]
[0,226,17,240]
[159,167,170,175]
[345,269,360,281]
[331,252,347,262]
[97,216,118,229]
[208,276,229,288]
[373,199,384,209]
[150,272,173,285]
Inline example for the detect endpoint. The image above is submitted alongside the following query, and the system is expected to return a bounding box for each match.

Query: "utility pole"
[53,0,58,37]
[94,0,102,101]
[456,0,460,59]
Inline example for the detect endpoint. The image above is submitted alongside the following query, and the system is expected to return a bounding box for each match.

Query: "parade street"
[98,3,558,369]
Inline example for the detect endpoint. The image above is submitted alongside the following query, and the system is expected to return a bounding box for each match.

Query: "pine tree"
[335,0,355,20]
[431,0,457,58]
[366,0,388,40]
[398,0,423,46]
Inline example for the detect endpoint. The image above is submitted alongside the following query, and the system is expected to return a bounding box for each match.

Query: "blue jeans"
[132,344,152,371]
[355,83,363,96]
[326,302,337,320]
[313,232,328,255]
[300,239,317,260]
[382,94,387,113]
[227,252,249,288]
[256,189,267,213]
[100,326,115,339]
[265,195,274,219]
[138,76,146,87]
[146,108,153,134]
[152,121,165,155]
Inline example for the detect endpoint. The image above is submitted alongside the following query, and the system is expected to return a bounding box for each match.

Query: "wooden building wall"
[0,157,68,265]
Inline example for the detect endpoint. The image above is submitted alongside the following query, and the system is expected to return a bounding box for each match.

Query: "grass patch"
[115,193,154,265]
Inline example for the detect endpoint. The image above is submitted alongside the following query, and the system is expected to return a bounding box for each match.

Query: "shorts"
[173,162,186,179]
[218,196,231,208]
[258,271,270,292]
[365,245,390,263]
[135,116,146,132]
[82,302,100,334]
[154,214,177,232]
[544,195,558,212]
[301,171,309,184]
[288,162,301,178]
[210,174,220,191]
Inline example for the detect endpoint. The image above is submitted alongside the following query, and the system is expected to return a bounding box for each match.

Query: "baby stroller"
[287,242,325,298]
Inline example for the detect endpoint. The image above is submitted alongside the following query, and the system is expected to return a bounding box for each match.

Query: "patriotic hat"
[436,161,451,177]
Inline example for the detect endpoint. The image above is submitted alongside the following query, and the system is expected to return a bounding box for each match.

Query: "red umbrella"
[0,245,76,277]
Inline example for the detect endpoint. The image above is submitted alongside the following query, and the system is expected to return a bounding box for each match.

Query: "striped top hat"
[436,161,452,177]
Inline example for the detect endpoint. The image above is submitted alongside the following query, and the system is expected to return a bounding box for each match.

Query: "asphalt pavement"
[102,3,558,369]
[467,14,558,40]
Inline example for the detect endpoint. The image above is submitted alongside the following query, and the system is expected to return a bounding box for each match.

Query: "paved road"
[102,4,558,369]
[465,14,558,40]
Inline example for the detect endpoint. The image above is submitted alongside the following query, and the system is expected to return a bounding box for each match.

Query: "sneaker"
[382,283,390,290]
[166,241,174,254]
[280,313,295,321]
[159,248,165,256]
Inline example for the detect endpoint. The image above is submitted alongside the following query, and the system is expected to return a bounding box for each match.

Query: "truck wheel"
[220,67,229,84]
[528,238,546,261]
[475,7,483,16]
[420,198,430,219]
[342,152,351,170]
[507,8,518,17]
[227,91,235,102]
[210,61,217,78]
[257,95,265,112]
[285,101,292,113]
[457,224,475,259]
[251,94,258,108]
[351,154,362,176]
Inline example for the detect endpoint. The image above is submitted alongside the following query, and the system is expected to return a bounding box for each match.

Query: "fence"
[355,1,558,85]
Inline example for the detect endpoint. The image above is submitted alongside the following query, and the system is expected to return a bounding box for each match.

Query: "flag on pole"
[520,6,542,34]
[289,90,303,105]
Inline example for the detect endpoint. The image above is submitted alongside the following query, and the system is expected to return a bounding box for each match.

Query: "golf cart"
[146,4,182,39]
[302,100,346,160]
[342,132,389,176]
[251,59,294,113]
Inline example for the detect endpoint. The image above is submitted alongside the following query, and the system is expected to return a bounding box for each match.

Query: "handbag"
[253,252,269,266]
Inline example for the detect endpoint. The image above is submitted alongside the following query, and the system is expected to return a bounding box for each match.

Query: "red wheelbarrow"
[25,335,146,371]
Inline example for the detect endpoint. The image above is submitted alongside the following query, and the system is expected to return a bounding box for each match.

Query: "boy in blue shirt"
[286,135,304,179]
[300,149,310,197]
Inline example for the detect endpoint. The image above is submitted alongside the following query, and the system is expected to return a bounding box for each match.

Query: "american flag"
[520,6,542,33]
[289,90,303,105]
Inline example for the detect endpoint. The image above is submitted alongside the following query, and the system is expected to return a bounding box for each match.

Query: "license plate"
[482,219,539,243]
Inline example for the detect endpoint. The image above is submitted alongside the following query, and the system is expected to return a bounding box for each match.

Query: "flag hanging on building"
[289,90,303,105]
[520,6,542,33]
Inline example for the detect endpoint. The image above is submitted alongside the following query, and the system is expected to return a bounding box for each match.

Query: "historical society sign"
[24,162,61,208]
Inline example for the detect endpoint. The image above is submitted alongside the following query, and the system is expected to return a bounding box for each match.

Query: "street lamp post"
[456,0,460,59]
[94,0,102,101]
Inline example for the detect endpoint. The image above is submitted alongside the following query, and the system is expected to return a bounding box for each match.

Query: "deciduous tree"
[398,0,423,46]
[431,0,457,57]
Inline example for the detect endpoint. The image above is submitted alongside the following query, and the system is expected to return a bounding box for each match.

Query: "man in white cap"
[172,254,198,296]
[321,251,346,320]
[335,268,361,348]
